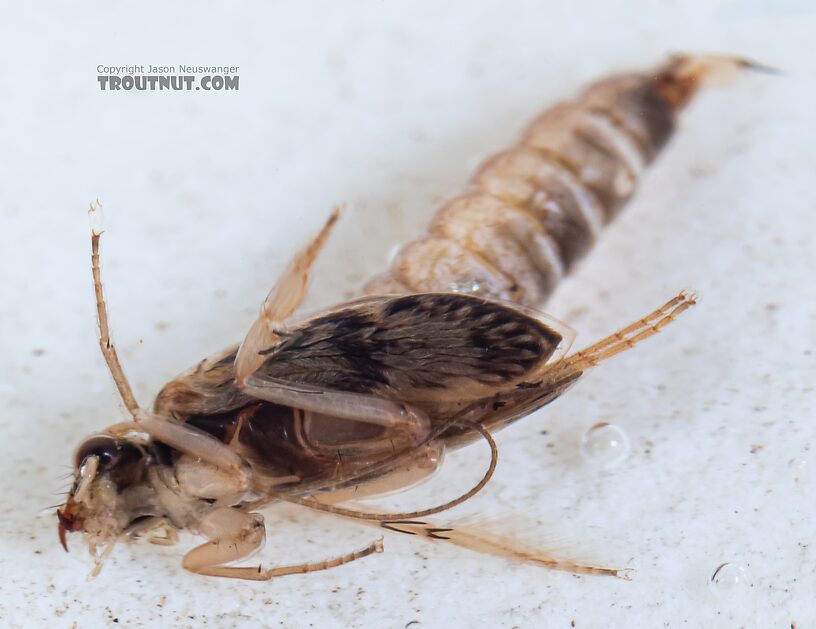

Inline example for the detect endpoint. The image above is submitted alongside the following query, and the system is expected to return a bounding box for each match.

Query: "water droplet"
[580,422,630,469]
[0,382,16,400]
[709,562,750,596]
[450,279,482,294]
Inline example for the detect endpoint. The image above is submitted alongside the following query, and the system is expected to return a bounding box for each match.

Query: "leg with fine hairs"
[234,208,340,383]
[561,290,696,371]
[377,518,631,579]
[182,507,383,580]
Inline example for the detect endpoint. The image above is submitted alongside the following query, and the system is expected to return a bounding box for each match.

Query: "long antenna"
[89,201,141,417]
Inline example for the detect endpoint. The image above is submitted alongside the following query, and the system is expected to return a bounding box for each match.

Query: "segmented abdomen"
[362,57,699,306]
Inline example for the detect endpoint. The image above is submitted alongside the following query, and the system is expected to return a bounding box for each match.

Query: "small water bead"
[580,422,630,469]
[449,279,482,294]
[709,562,751,597]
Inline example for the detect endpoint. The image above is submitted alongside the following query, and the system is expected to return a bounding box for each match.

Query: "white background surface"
[1,2,814,627]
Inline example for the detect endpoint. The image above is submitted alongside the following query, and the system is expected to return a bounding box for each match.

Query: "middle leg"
[269,420,498,522]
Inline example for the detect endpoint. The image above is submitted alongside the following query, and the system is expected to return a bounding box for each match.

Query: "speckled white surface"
[1,2,814,627]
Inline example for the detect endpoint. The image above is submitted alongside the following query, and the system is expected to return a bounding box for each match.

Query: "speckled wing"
[255,293,566,403]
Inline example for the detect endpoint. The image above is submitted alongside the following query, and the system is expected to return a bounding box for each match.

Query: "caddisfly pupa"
[57,53,764,580]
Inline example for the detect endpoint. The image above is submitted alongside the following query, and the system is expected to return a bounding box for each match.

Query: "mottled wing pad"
[256,294,562,402]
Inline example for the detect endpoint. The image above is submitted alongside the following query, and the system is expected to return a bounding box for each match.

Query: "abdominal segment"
[363,58,689,306]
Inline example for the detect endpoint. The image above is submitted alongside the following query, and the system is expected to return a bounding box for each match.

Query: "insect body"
[58,54,755,579]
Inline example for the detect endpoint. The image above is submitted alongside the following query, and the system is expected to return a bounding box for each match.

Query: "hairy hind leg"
[562,290,696,371]
[280,433,627,580]
[376,518,631,579]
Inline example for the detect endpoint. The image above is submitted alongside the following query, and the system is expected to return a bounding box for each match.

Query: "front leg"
[135,410,252,485]
[183,507,383,580]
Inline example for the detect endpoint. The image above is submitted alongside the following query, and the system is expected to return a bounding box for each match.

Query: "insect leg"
[239,373,432,445]
[182,507,383,580]
[135,410,251,479]
[89,201,141,418]
[555,290,696,372]
[274,421,498,521]
[234,208,340,383]
[375,518,631,579]
[277,421,626,579]
[309,441,446,504]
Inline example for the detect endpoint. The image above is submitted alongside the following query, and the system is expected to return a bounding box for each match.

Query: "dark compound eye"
[73,435,139,470]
